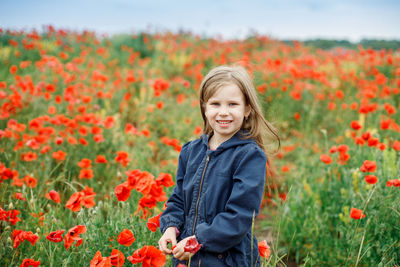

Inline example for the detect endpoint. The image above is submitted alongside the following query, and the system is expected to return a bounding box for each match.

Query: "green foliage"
[0,28,399,266]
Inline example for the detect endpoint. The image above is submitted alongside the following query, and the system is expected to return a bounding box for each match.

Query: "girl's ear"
[245,105,251,118]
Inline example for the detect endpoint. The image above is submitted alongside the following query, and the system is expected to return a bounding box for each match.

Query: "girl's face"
[204,83,250,143]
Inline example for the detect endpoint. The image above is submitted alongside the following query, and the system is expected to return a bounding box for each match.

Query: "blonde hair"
[199,65,280,155]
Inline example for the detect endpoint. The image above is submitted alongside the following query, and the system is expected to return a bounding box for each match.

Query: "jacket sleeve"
[159,141,190,234]
[195,145,267,253]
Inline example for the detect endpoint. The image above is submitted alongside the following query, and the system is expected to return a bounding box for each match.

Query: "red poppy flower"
[350,208,366,220]
[117,229,135,247]
[149,182,167,202]
[135,171,154,195]
[78,158,92,168]
[355,137,365,146]
[46,190,61,203]
[337,144,349,153]
[65,187,96,212]
[95,155,108,163]
[364,175,378,184]
[155,173,175,187]
[21,151,37,162]
[0,208,21,225]
[320,154,332,164]
[115,151,130,167]
[64,225,87,250]
[14,192,26,201]
[109,249,125,267]
[90,251,111,267]
[127,245,166,267]
[24,175,37,188]
[386,179,400,187]
[79,169,94,179]
[146,212,162,232]
[46,229,64,243]
[361,132,371,141]
[55,137,63,145]
[19,258,40,267]
[393,140,400,151]
[12,229,39,248]
[350,121,362,130]
[52,150,66,161]
[10,65,18,74]
[258,240,271,259]
[367,137,379,147]
[65,192,82,212]
[115,182,131,202]
[184,236,202,254]
[360,160,376,172]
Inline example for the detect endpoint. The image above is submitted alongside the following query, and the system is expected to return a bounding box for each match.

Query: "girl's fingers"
[159,238,172,254]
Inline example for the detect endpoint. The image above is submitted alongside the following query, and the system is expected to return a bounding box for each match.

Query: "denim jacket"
[160,131,267,267]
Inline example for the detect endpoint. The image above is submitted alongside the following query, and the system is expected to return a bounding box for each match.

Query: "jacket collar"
[201,130,255,152]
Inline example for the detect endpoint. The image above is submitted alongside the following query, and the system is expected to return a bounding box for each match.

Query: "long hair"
[199,65,280,156]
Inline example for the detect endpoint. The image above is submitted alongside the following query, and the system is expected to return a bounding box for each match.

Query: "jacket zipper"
[192,155,210,233]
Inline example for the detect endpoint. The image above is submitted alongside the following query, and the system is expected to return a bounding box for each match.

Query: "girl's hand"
[158,227,177,254]
[172,235,196,261]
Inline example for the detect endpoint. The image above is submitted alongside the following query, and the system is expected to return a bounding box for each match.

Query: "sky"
[1,0,399,42]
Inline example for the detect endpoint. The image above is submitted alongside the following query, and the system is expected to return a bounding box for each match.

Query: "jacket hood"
[201,130,256,152]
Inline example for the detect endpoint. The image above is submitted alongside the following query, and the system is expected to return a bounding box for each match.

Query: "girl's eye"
[210,103,220,106]
[229,103,238,106]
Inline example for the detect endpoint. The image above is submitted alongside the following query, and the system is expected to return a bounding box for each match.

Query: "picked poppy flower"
[320,154,332,164]
[127,245,166,267]
[258,240,271,259]
[360,160,376,172]
[46,229,64,243]
[46,190,61,203]
[90,251,111,267]
[19,258,41,267]
[350,208,366,220]
[364,175,378,184]
[184,236,202,254]
[117,229,135,247]
[109,249,125,267]
[64,225,87,250]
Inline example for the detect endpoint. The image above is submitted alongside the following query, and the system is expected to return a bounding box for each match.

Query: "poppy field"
[0,27,399,266]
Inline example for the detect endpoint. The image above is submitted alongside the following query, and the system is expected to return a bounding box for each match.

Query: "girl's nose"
[219,106,229,115]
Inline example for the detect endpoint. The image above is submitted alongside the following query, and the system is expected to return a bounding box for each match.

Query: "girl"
[159,65,279,266]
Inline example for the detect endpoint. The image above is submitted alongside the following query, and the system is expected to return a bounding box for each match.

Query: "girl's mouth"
[217,120,232,126]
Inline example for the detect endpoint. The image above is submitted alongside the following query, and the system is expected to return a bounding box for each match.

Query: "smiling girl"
[158,65,280,266]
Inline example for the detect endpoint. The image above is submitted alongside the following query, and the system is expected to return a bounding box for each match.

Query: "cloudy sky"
[1,0,399,41]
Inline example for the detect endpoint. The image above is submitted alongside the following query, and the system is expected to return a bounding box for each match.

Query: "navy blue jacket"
[160,131,267,266]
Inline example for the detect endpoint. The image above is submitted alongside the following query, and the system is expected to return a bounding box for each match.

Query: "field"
[0,27,399,266]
